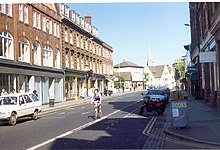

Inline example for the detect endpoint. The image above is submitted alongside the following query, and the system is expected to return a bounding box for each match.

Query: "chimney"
[85,13,92,25]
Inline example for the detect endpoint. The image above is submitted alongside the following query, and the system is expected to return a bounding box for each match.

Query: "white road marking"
[142,117,157,135]
[81,107,85,109]
[27,101,138,150]
[81,111,92,115]
[59,112,66,115]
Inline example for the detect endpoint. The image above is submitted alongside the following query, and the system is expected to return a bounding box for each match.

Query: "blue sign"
[187,66,198,74]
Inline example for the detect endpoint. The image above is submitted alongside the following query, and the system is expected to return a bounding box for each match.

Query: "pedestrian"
[1,89,8,96]
[10,89,16,94]
[33,90,38,97]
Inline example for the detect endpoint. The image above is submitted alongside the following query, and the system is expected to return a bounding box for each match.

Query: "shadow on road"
[48,117,152,149]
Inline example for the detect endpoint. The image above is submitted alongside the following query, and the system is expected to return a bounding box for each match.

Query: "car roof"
[0,93,33,97]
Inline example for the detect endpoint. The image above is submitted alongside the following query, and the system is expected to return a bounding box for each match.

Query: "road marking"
[81,107,85,109]
[59,112,66,115]
[142,117,157,135]
[81,111,92,115]
[27,101,138,150]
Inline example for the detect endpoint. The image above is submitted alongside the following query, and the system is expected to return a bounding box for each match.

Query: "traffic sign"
[187,66,198,74]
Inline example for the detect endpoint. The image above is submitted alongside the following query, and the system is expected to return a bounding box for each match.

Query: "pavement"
[40,90,142,114]
[164,90,220,147]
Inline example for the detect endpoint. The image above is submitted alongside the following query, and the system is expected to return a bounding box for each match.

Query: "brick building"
[60,4,113,100]
[0,3,64,104]
[189,2,220,109]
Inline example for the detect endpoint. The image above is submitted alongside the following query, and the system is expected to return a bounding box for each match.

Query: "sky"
[68,2,190,66]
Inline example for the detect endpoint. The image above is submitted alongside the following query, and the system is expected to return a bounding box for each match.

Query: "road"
[0,92,213,149]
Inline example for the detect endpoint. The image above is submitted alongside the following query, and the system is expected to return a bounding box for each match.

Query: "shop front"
[64,68,87,100]
[0,59,64,104]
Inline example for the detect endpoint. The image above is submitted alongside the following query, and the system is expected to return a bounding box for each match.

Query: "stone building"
[0,3,64,104]
[59,4,113,100]
[189,2,220,108]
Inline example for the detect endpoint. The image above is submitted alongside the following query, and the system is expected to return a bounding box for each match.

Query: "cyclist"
[91,89,102,119]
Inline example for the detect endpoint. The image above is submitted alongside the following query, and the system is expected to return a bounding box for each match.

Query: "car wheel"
[9,113,17,126]
[32,110,38,120]
[156,106,166,115]
[139,106,145,115]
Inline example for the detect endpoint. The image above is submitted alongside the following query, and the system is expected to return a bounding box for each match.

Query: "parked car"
[139,89,167,115]
[0,93,42,125]
[157,87,171,103]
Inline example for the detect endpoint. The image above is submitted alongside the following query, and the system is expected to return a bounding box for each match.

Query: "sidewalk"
[40,90,143,114]
[164,90,220,146]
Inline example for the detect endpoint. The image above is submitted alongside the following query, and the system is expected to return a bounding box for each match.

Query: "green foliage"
[175,60,186,79]
[114,76,125,88]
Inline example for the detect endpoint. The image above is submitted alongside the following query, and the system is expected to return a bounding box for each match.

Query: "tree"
[143,73,149,89]
[174,60,186,80]
[114,76,125,88]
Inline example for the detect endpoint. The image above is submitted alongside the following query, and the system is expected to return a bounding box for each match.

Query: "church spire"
[147,45,154,66]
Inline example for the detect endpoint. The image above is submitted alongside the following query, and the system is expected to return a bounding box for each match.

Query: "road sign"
[199,51,216,63]
[187,66,198,74]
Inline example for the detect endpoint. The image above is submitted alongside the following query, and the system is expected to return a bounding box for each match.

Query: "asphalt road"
[0,91,213,149]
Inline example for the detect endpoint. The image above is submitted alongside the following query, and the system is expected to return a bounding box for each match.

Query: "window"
[80,36,84,49]
[18,37,30,63]
[54,22,57,37]
[57,24,60,38]
[76,34,80,48]
[18,4,23,22]
[54,48,60,69]
[42,16,46,32]
[65,49,69,68]
[37,13,41,29]
[7,4,12,16]
[85,39,88,51]
[49,20,52,35]
[33,41,41,65]
[65,28,68,43]
[0,31,13,59]
[43,45,52,67]
[0,4,5,14]
[70,51,74,69]
[33,11,36,28]
[70,31,73,45]
[24,6,28,24]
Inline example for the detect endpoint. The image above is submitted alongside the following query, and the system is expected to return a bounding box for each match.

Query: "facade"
[59,4,113,100]
[189,2,220,108]
[0,3,64,104]
[144,65,176,89]
[114,60,144,90]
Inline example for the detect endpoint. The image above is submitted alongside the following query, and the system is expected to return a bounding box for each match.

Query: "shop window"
[18,37,30,63]
[33,41,41,65]
[0,31,13,59]
[43,45,52,67]
[54,48,60,69]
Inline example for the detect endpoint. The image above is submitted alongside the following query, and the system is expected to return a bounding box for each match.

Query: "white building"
[114,60,144,90]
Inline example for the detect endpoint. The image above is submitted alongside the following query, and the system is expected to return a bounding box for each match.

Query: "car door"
[17,95,27,117]
[22,94,35,115]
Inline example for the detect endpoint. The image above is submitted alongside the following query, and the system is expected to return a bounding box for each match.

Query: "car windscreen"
[147,90,165,95]
[0,97,17,105]
[29,94,39,102]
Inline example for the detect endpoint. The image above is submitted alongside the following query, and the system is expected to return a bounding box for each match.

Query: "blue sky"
[68,2,190,66]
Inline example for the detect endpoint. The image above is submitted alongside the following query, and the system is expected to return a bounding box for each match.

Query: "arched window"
[0,31,13,59]
[43,45,52,67]
[18,37,30,63]
[33,41,41,65]
[54,48,60,69]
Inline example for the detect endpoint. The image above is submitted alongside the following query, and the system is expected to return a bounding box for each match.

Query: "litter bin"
[49,99,55,107]
[171,100,189,128]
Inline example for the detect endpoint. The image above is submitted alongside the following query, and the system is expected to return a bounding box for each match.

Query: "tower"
[146,46,154,66]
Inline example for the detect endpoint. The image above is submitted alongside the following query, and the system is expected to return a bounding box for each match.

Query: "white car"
[0,93,42,125]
